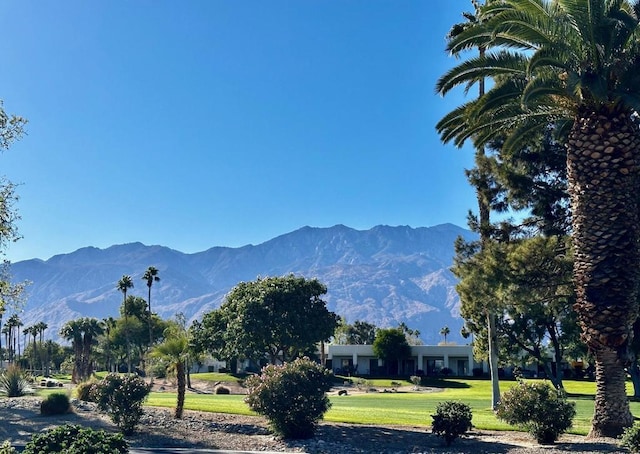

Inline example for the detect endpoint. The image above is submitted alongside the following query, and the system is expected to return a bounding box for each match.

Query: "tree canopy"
[193,275,339,365]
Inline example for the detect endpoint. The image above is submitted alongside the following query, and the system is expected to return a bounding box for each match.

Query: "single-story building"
[326,344,477,376]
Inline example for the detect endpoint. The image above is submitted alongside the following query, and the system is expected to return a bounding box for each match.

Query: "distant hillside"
[10,223,476,345]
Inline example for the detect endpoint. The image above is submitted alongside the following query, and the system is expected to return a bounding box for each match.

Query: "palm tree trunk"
[590,346,634,437]
[175,361,186,419]
[568,107,640,437]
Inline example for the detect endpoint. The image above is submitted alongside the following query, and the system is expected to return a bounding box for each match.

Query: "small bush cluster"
[496,381,575,444]
[215,385,230,394]
[40,392,71,416]
[74,379,97,402]
[22,424,128,454]
[245,357,333,439]
[0,441,16,454]
[92,373,151,435]
[0,365,32,397]
[410,375,421,389]
[431,401,473,446]
[620,423,640,453]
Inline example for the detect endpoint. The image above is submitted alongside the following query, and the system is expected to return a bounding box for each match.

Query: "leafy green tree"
[116,275,134,373]
[333,319,378,345]
[372,328,411,375]
[438,0,640,437]
[198,275,338,365]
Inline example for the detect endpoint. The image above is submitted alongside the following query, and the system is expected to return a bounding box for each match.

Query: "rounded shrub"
[0,440,17,454]
[620,423,640,453]
[22,424,128,454]
[74,379,97,402]
[92,373,150,435]
[215,385,230,394]
[40,392,71,416]
[496,381,575,444]
[244,357,333,439]
[431,400,473,446]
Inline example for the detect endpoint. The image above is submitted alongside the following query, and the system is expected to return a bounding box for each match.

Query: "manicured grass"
[143,377,640,435]
[189,372,246,384]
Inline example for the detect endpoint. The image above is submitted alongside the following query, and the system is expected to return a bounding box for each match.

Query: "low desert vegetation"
[21,424,128,454]
[92,373,150,435]
[40,392,71,416]
[496,380,576,444]
[431,400,473,446]
[244,357,333,439]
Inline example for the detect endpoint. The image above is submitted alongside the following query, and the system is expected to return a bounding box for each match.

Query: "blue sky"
[0,1,478,262]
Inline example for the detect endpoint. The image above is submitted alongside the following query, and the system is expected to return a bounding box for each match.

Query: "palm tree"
[60,319,84,383]
[142,266,160,348]
[102,317,117,372]
[151,323,189,418]
[6,313,21,364]
[440,326,451,345]
[437,0,640,437]
[117,275,134,373]
[24,325,37,371]
[61,317,103,383]
[35,321,47,372]
[446,0,503,410]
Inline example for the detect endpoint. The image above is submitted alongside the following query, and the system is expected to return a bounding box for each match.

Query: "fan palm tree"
[151,324,189,418]
[117,275,134,373]
[437,0,640,437]
[446,0,502,410]
[61,318,103,383]
[142,266,160,348]
[440,326,451,345]
[60,319,84,383]
[35,321,47,371]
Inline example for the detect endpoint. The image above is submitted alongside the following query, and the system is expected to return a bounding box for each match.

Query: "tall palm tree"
[437,0,640,437]
[446,0,502,410]
[142,266,160,348]
[60,319,84,383]
[151,323,189,418]
[117,275,134,373]
[24,325,37,372]
[440,326,451,345]
[35,321,47,372]
[6,313,21,364]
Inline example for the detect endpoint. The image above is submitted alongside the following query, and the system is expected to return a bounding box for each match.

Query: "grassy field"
[144,375,640,435]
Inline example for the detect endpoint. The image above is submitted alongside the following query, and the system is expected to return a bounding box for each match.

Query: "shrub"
[620,423,640,453]
[244,357,333,439]
[40,392,71,416]
[215,385,230,394]
[496,381,575,444]
[74,379,97,402]
[431,401,473,446]
[410,375,421,389]
[92,373,151,435]
[0,365,32,397]
[22,424,128,454]
[0,441,16,454]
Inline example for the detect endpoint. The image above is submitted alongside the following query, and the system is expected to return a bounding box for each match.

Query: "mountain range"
[9,223,476,345]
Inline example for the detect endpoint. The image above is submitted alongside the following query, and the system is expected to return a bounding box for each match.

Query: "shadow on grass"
[421,378,471,389]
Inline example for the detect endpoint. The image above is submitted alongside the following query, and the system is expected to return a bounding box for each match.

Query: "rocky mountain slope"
[10,223,476,345]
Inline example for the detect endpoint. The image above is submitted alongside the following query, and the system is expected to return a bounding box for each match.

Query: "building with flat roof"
[327,344,476,376]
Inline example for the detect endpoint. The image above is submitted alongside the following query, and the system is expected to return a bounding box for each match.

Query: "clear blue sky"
[0,1,478,263]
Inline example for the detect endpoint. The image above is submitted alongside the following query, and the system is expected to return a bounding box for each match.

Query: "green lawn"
[144,376,640,435]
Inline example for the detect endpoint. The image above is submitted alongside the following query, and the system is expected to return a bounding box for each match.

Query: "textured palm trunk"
[175,360,186,419]
[567,107,640,438]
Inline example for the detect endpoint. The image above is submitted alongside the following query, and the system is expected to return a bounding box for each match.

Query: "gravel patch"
[0,396,626,453]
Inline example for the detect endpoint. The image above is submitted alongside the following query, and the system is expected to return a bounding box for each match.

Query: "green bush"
[431,400,473,446]
[0,365,32,397]
[22,424,128,454]
[92,373,150,435]
[0,440,16,454]
[244,357,333,439]
[215,385,230,394]
[40,392,71,416]
[496,381,575,444]
[74,379,97,402]
[620,423,640,453]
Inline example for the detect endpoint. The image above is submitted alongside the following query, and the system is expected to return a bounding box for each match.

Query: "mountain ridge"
[10,223,476,345]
